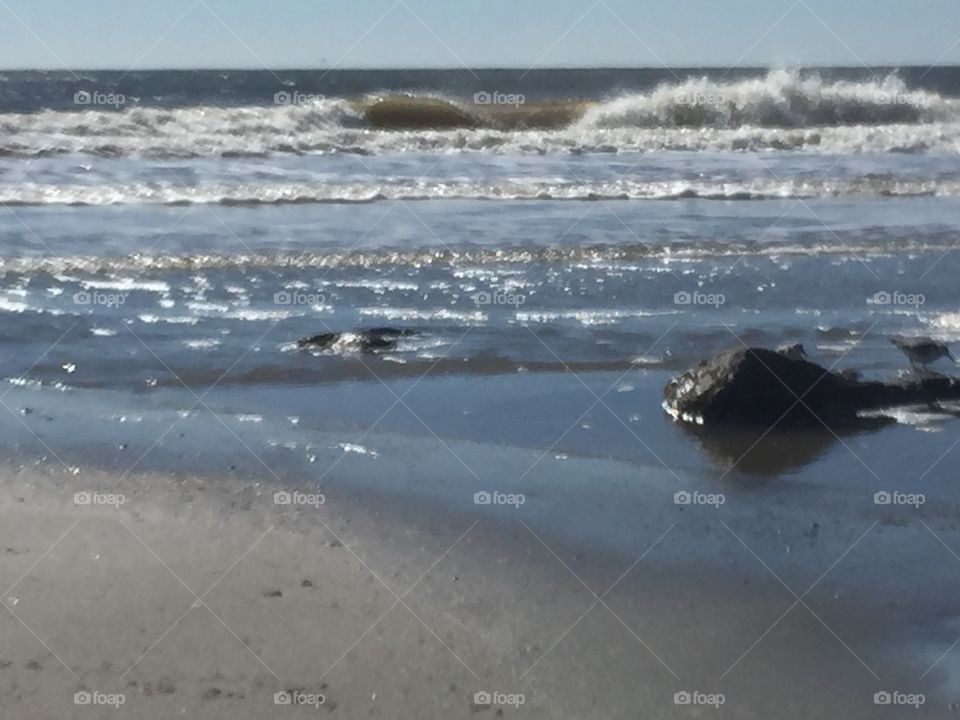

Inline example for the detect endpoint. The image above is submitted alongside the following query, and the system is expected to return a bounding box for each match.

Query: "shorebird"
[776,343,807,361]
[890,336,958,372]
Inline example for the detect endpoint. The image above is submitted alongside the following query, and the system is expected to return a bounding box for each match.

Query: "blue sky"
[1,0,958,69]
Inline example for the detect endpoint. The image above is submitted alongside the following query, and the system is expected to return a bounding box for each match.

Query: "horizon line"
[1,62,958,73]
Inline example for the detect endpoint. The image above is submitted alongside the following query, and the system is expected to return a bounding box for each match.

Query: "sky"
[0,0,958,70]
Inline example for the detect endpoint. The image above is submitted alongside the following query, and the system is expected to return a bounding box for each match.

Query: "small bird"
[776,343,807,361]
[890,336,958,372]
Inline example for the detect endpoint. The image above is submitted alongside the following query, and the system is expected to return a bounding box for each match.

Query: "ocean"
[3,66,960,475]
[4,65,960,714]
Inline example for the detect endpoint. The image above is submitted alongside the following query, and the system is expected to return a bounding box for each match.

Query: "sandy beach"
[1,442,956,719]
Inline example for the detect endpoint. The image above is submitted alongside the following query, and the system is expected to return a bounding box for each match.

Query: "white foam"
[358,307,487,323]
[0,298,29,313]
[578,70,956,129]
[138,314,199,325]
[82,278,169,293]
[925,313,960,341]
[335,442,378,457]
[226,308,292,321]
[515,308,676,326]
[4,175,960,206]
[187,301,230,314]
[859,405,953,432]
[335,278,419,293]
[184,338,221,350]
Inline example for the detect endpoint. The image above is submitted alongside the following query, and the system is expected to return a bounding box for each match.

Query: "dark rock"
[263,589,283,598]
[664,347,960,428]
[202,687,222,700]
[297,327,417,353]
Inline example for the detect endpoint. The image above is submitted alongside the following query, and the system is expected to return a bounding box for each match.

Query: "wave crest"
[578,70,957,129]
[0,72,957,157]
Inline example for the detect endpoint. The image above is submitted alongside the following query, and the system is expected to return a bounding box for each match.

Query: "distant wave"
[0,72,958,158]
[0,177,957,206]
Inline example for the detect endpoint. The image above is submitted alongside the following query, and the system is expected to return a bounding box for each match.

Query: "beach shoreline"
[0,459,955,718]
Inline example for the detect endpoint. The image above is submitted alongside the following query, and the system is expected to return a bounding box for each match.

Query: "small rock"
[202,687,221,700]
[263,589,283,598]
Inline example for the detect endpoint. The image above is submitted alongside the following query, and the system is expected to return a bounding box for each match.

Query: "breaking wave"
[0,72,958,157]
[578,70,957,129]
[3,176,960,206]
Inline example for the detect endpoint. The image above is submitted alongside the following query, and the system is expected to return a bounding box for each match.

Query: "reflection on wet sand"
[680,417,894,477]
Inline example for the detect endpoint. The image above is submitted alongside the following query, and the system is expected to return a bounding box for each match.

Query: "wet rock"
[297,327,416,353]
[663,347,960,428]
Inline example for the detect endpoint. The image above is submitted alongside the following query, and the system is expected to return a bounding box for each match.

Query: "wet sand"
[0,456,956,719]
